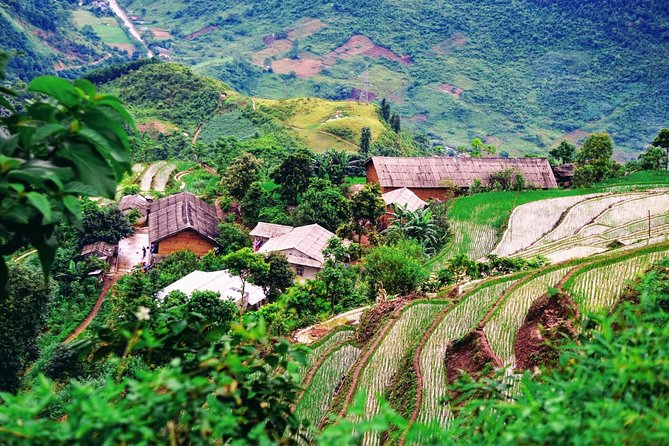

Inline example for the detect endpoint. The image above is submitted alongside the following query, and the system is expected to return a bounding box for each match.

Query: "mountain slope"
[113,0,669,158]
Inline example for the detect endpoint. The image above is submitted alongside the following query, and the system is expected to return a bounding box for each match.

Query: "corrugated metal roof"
[368,156,558,189]
[148,192,219,244]
[250,222,294,239]
[382,187,428,211]
[258,224,335,267]
[156,270,266,306]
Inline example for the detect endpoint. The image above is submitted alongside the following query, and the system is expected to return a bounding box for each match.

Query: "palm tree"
[383,205,443,254]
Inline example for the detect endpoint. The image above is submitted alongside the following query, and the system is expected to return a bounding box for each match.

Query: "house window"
[295,266,304,276]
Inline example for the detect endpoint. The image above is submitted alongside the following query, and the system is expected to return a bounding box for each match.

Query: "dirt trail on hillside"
[64,276,117,343]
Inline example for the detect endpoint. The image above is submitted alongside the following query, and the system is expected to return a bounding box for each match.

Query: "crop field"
[138,161,167,192]
[417,280,517,426]
[566,248,669,313]
[354,303,442,446]
[483,266,574,367]
[151,163,177,191]
[72,9,133,46]
[295,344,360,429]
[298,328,355,377]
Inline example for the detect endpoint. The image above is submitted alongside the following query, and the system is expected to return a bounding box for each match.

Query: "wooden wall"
[157,229,216,257]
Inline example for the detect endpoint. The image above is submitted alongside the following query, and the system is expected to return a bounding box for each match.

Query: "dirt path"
[64,276,117,343]
[107,0,153,57]
[173,168,194,190]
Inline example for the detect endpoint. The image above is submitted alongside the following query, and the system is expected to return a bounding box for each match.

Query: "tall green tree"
[255,252,295,302]
[270,149,313,205]
[223,248,269,310]
[380,98,390,122]
[639,145,667,170]
[549,140,577,164]
[350,183,385,240]
[0,54,134,292]
[292,180,350,232]
[240,182,273,227]
[216,222,251,255]
[390,113,401,133]
[575,133,615,183]
[359,127,372,156]
[222,152,262,201]
[652,128,669,169]
[363,239,428,298]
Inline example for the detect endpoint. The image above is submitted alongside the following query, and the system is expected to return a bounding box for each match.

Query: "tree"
[390,113,401,133]
[573,164,596,187]
[240,182,272,227]
[319,238,365,312]
[216,222,251,255]
[360,127,372,156]
[639,145,667,170]
[223,248,269,310]
[350,183,385,240]
[384,205,445,255]
[0,264,51,392]
[270,149,313,205]
[80,201,133,246]
[255,252,294,302]
[0,55,134,292]
[575,133,614,182]
[292,180,350,232]
[363,239,428,298]
[222,152,262,201]
[651,128,669,169]
[186,290,239,331]
[380,98,391,122]
[549,140,576,164]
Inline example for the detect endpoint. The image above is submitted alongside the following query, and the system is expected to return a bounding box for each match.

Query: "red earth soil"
[439,83,464,99]
[446,329,502,388]
[184,25,219,41]
[562,129,590,145]
[323,35,412,66]
[137,121,173,135]
[514,292,579,371]
[271,57,324,77]
[350,88,378,102]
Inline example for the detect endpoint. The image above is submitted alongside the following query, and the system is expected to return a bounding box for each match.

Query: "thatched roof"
[382,187,428,211]
[81,241,116,259]
[157,270,267,307]
[119,194,149,215]
[258,224,335,268]
[367,156,558,189]
[250,222,294,239]
[552,163,575,182]
[149,192,219,244]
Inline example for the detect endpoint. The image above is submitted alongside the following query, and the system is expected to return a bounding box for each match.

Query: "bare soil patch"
[350,88,378,102]
[111,43,136,55]
[407,113,428,123]
[150,28,171,39]
[431,32,469,56]
[439,83,464,99]
[251,39,293,66]
[515,292,579,370]
[288,17,327,39]
[357,296,414,344]
[137,121,174,135]
[446,329,502,388]
[324,35,412,66]
[562,129,590,145]
[271,57,324,77]
[184,25,219,41]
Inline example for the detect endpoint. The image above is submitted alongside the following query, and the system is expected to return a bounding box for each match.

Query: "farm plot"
[295,344,360,429]
[435,220,497,265]
[483,266,574,367]
[565,248,669,314]
[492,195,599,257]
[354,303,442,446]
[298,328,355,377]
[138,161,167,192]
[596,193,669,227]
[151,162,177,191]
[418,280,516,427]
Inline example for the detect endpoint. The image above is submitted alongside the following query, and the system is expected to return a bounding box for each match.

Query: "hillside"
[94,61,385,154]
[108,0,669,158]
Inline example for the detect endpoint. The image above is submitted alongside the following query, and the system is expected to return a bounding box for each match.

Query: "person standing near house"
[142,246,146,258]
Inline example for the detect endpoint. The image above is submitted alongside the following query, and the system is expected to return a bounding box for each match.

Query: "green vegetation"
[72,10,133,46]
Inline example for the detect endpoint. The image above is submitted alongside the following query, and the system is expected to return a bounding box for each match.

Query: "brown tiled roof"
[367,156,558,189]
[148,192,219,244]
[258,224,335,268]
[81,241,116,258]
[250,222,294,239]
[118,194,149,215]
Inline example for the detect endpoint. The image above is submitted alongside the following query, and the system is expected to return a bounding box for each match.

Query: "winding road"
[107,0,154,57]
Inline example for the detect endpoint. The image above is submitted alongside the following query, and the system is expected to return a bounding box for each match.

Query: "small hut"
[552,163,575,188]
[382,187,428,212]
[148,192,220,257]
[250,222,294,250]
[118,194,150,226]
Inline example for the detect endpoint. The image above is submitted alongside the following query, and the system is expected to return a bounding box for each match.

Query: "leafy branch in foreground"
[0,52,134,292]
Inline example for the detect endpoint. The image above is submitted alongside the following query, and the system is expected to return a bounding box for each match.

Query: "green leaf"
[26,191,52,223]
[32,123,67,144]
[95,97,136,130]
[73,78,96,97]
[62,194,82,226]
[0,154,21,172]
[77,126,127,180]
[57,142,116,197]
[28,76,82,108]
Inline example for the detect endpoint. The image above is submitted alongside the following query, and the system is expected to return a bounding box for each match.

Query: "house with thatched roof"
[118,194,151,226]
[382,187,427,212]
[255,223,336,279]
[552,163,575,187]
[148,192,220,257]
[365,156,557,200]
[80,241,117,262]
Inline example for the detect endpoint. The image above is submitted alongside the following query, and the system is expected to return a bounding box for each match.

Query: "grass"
[72,9,133,46]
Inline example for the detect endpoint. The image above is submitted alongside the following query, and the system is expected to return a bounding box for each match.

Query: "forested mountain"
[113,0,669,158]
[2,0,668,156]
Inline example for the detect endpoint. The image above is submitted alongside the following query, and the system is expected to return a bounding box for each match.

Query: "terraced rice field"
[417,280,517,426]
[483,266,574,367]
[354,303,442,446]
[151,162,178,191]
[298,328,355,377]
[566,248,669,313]
[437,220,497,264]
[295,344,360,427]
[138,161,167,192]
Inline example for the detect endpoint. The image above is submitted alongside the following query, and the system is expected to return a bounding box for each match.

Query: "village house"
[148,192,220,258]
[249,222,294,249]
[382,187,427,211]
[252,223,336,279]
[118,194,151,226]
[80,240,118,280]
[365,156,558,201]
[552,163,575,188]
[157,270,267,310]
